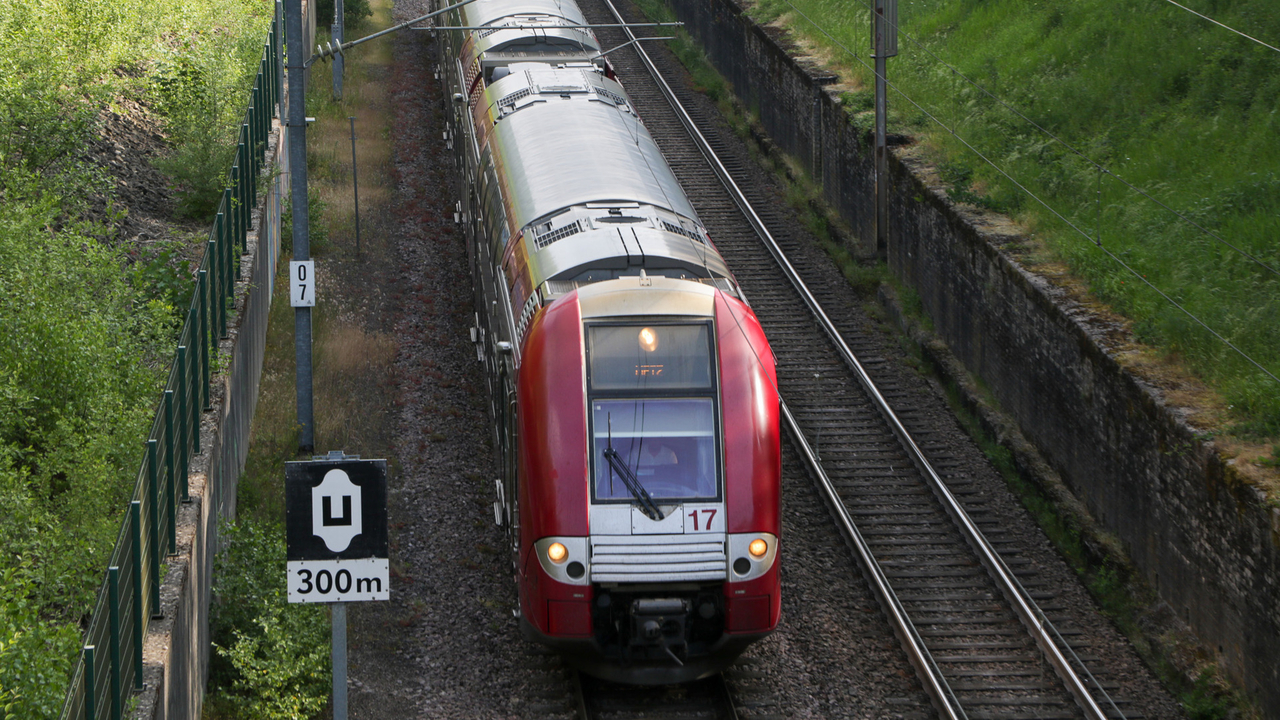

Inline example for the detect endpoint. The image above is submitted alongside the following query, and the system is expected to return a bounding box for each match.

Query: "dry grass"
[235,0,401,525]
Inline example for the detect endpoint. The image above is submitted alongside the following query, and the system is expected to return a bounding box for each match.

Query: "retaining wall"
[665,0,1280,712]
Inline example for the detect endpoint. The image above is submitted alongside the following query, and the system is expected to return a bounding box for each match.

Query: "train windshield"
[587,323,720,502]
[592,398,717,501]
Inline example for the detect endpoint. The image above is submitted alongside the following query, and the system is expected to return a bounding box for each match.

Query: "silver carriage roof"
[462,0,589,28]
[482,64,697,232]
[462,0,599,54]
[478,64,733,283]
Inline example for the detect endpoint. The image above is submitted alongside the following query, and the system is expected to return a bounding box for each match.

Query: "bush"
[208,520,329,720]
[0,566,81,719]
[0,0,273,711]
[0,193,176,707]
[150,8,274,218]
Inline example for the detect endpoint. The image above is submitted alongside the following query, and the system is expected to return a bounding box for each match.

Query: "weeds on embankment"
[745,0,1280,440]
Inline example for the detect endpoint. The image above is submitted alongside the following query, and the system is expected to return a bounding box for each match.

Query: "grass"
[734,0,1280,440]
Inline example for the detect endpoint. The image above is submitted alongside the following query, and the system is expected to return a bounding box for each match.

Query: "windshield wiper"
[604,447,665,521]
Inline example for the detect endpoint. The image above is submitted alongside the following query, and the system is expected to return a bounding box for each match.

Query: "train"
[435,0,781,684]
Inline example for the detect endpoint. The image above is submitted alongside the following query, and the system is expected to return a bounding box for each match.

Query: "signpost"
[872,0,898,254]
[286,453,388,720]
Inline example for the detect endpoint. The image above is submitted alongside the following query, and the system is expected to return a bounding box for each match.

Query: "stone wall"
[665,0,1280,712]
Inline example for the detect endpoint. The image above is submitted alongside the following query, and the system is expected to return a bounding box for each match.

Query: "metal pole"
[287,0,315,452]
[333,0,344,99]
[350,116,361,257]
[333,602,348,720]
[873,0,888,255]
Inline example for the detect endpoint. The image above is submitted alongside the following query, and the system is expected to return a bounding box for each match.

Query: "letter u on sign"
[312,469,362,552]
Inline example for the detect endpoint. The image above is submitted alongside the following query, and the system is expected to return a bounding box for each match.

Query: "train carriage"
[436,0,781,683]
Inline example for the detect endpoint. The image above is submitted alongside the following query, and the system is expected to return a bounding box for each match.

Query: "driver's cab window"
[586,323,720,503]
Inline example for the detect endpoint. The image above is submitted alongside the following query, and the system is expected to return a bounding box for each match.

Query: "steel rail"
[781,402,966,720]
[598,2,1112,718]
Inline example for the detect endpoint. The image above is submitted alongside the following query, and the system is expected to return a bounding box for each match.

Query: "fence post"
[177,346,190,502]
[259,60,270,149]
[187,311,202,454]
[83,645,96,720]
[231,164,243,282]
[164,390,177,556]
[146,441,161,617]
[163,390,176,556]
[216,206,229,338]
[108,566,121,720]
[247,117,259,207]
[237,137,249,245]
[130,501,144,691]
[210,224,222,341]
[275,4,285,116]
[198,270,212,410]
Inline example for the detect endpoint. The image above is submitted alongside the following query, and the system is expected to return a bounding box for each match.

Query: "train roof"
[481,65,697,232]
[462,0,589,31]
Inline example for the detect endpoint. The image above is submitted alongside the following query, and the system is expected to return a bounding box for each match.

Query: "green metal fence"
[57,9,284,719]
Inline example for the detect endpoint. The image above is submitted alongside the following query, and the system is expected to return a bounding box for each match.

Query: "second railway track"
[566,1,1176,717]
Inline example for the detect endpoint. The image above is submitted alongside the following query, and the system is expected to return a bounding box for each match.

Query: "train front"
[517,276,780,684]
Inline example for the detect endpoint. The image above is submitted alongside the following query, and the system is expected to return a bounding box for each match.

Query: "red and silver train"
[437,0,781,684]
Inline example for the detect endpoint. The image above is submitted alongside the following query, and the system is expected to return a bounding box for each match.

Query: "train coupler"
[629,598,689,665]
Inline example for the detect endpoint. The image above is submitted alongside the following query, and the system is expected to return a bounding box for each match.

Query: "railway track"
[574,671,740,720]
[574,1,1144,718]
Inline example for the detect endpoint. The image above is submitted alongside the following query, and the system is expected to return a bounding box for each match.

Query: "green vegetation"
[315,0,375,28]
[205,520,330,720]
[0,0,269,713]
[633,0,734,108]
[743,0,1280,435]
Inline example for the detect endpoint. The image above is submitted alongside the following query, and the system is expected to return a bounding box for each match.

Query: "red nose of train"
[513,277,780,684]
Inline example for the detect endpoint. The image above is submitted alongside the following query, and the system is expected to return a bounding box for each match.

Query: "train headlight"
[535,537,590,585]
[728,533,779,582]
[547,542,568,564]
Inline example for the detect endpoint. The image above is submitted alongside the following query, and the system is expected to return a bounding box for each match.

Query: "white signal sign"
[285,457,388,604]
[288,558,390,603]
[290,260,315,307]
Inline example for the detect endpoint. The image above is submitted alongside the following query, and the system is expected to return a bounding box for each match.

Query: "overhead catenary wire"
[1156,0,1280,54]
[776,0,1280,388]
